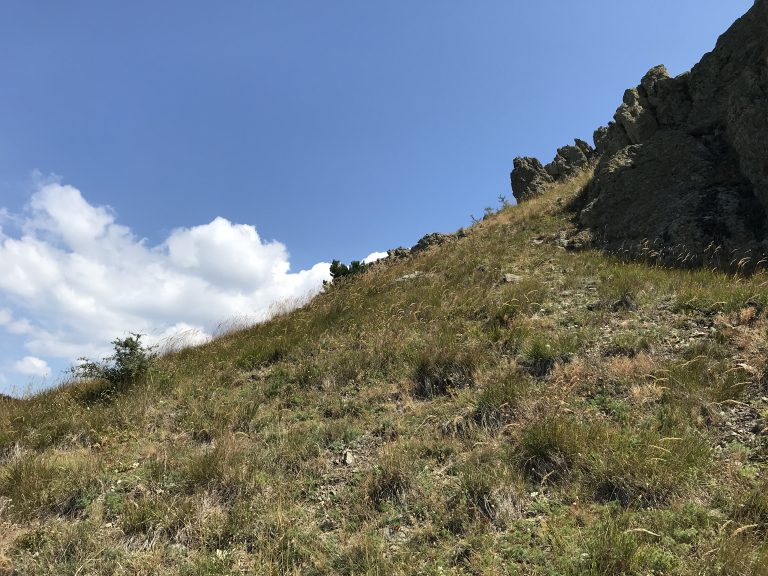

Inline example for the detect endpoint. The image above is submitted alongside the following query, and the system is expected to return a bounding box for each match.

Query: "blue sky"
[0,0,753,394]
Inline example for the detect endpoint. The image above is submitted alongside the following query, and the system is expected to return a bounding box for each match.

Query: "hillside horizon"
[2,2,768,574]
[0,1,754,395]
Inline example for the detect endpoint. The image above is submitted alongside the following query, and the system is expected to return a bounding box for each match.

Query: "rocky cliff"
[512,0,768,267]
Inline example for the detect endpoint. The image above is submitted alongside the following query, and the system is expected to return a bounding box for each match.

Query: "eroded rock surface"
[512,0,768,266]
[511,141,595,203]
[511,157,553,202]
[580,131,763,259]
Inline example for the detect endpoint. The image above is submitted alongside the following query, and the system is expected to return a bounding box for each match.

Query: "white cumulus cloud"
[0,179,332,387]
[363,251,388,264]
[13,356,51,377]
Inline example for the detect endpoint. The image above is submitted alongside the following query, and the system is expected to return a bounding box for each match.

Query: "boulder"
[387,247,411,260]
[574,138,594,158]
[639,64,671,99]
[510,0,768,265]
[546,143,591,179]
[511,138,596,203]
[511,157,553,202]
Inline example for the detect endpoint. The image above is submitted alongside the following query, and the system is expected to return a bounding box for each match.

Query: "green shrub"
[71,333,154,401]
[329,259,369,281]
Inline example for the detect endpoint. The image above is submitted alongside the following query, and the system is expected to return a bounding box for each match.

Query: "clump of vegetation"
[516,415,589,481]
[362,450,413,511]
[412,342,477,398]
[0,450,101,521]
[521,332,578,377]
[70,333,155,401]
[732,478,768,533]
[577,514,642,576]
[329,259,369,281]
[473,371,527,430]
[589,428,711,507]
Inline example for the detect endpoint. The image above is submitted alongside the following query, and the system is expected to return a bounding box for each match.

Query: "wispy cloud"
[13,356,51,377]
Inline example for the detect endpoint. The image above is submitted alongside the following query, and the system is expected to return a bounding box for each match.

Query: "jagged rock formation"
[386,230,469,261]
[511,157,552,202]
[411,232,456,254]
[511,140,595,203]
[512,0,768,266]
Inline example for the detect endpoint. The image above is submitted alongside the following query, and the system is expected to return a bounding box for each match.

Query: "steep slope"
[2,171,768,575]
[513,0,768,268]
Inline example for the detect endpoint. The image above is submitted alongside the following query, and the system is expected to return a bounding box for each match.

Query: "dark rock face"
[593,122,630,157]
[614,86,658,145]
[707,0,768,214]
[578,0,768,264]
[545,142,593,180]
[580,131,763,258]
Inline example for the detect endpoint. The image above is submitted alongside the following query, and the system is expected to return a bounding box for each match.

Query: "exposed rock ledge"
[511,0,768,267]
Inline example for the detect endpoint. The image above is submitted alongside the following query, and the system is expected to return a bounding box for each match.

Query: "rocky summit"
[512,0,768,268]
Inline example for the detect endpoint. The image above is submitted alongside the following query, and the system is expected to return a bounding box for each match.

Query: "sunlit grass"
[2,169,768,574]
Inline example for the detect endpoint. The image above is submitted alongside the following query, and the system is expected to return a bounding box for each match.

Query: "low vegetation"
[2,170,768,574]
[329,259,370,282]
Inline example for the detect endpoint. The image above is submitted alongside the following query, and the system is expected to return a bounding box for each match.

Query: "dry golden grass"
[628,381,666,406]
[605,353,656,382]
[0,555,14,576]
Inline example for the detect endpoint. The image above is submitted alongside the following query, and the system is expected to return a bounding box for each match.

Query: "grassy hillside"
[2,172,768,575]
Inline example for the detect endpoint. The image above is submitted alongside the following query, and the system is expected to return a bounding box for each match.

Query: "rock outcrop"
[411,232,455,254]
[546,140,594,180]
[580,130,763,259]
[511,140,596,203]
[511,0,768,267]
[510,157,553,202]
